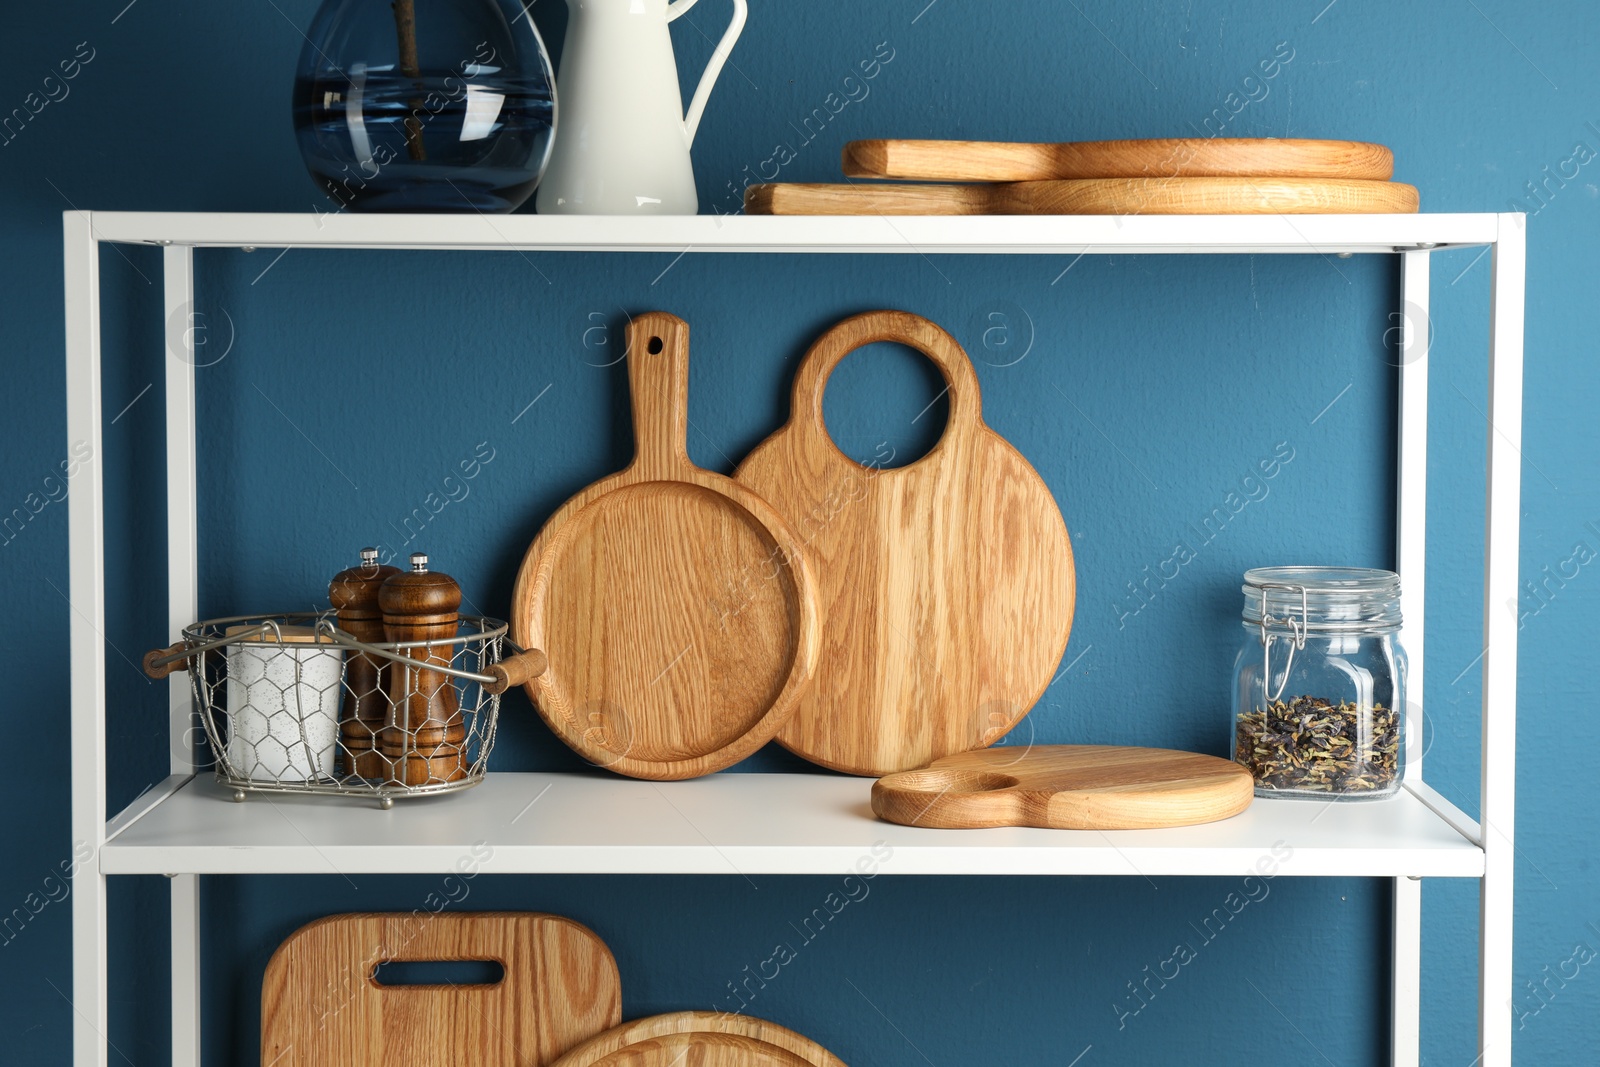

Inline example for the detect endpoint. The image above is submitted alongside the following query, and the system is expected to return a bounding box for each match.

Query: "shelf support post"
[65,211,109,1067]
[1477,215,1524,1067]
[1391,249,1430,1067]
[163,244,202,1067]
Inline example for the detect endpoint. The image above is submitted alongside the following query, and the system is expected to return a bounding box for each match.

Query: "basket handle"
[144,642,192,679]
[142,621,289,680]
[145,618,521,685]
[483,649,548,695]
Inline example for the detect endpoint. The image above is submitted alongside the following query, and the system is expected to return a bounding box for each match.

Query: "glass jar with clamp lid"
[1230,566,1407,800]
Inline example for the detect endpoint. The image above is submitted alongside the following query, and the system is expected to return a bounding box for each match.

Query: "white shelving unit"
[64,211,1524,1067]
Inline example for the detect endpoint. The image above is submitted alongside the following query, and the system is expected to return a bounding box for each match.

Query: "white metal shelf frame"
[64,211,1524,1067]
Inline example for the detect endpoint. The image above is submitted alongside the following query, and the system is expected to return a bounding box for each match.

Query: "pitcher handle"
[668,0,748,145]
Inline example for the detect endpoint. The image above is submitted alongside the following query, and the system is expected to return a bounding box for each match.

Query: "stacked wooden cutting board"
[745,137,1417,215]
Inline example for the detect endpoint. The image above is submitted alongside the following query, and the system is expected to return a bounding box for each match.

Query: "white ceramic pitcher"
[536,0,747,215]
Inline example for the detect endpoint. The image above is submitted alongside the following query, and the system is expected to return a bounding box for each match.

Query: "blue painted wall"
[2,1,1596,1063]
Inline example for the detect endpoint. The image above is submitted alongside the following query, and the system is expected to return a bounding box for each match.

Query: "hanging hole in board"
[648,336,664,354]
[821,341,949,469]
[371,959,506,987]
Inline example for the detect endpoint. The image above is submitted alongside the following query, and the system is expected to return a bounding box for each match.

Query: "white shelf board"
[99,772,1484,879]
[76,210,1500,256]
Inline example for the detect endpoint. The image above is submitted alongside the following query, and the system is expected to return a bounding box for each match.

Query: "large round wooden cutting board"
[745,177,1419,216]
[548,1012,846,1067]
[872,746,1254,830]
[261,913,622,1067]
[511,313,819,780]
[842,137,1396,182]
[734,311,1074,777]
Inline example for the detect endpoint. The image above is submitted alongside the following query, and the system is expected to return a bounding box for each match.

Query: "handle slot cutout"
[371,959,506,987]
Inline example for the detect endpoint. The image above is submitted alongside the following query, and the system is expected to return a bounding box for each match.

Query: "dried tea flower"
[1235,695,1398,795]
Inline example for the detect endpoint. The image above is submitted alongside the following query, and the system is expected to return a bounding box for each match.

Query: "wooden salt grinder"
[328,548,401,778]
[379,552,466,785]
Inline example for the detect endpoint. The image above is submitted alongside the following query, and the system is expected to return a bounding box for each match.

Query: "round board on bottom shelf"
[548,1012,846,1067]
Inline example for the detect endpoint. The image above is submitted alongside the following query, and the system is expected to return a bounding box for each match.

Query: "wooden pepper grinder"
[328,548,400,779]
[379,552,466,785]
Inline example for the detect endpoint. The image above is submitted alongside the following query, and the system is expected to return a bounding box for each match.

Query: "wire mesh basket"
[145,612,544,807]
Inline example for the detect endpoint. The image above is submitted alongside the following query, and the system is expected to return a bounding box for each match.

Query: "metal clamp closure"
[1258,582,1308,704]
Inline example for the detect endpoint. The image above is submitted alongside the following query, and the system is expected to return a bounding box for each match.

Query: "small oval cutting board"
[872,745,1254,830]
[735,311,1074,777]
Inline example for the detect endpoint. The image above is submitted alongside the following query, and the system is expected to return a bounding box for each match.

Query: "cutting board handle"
[626,312,696,480]
[351,914,514,975]
[791,311,983,466]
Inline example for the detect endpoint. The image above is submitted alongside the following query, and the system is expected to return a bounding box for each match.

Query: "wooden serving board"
[745,177,1419,216]
[734,311,1074,777]
[511,312,819,780]
[842,137,1395,182]
[549,1012,846,1067]
[872,745,1254,830]
[261,913,622,1067]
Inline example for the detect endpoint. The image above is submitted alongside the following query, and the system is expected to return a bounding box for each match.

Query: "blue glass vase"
[293,0,556,213]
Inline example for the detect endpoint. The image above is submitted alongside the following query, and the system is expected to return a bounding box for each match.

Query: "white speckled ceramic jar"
[225,628,344,783]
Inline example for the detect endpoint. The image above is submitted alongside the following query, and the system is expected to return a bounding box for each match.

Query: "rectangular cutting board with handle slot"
[261,912,622,1066]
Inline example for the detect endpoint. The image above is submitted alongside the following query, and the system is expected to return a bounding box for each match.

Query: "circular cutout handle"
[790,311,984,465]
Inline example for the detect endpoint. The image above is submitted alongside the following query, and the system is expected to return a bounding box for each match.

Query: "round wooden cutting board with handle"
[734,311,1074,777]
[873,745,1254,830]
[260,912,622,1067]
[842,137,1396,182]
[511,312,819,780]
[548,1011,846,1067]
[746,177,1419,216]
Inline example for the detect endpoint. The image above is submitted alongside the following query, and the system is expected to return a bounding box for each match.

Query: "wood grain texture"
[842,138,1395,182]
[734,311,1074,777]
[548,1012,846,1067]
[745,177,1419,215]
[873,745,1254,830]
[511,312,819,780]
[260,912,622,1067]
[142,640,189,679]
[330,554,401,778]
[484,648,550,695]
[380,563,466,785]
